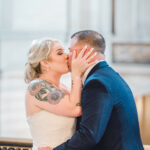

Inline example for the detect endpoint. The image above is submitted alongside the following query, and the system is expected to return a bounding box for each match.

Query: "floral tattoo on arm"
[28,79,66,105]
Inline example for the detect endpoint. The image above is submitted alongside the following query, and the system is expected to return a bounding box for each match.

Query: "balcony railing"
[0,137,32,150]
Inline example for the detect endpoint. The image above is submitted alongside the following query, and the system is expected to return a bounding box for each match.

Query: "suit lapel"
[85,61,108,82]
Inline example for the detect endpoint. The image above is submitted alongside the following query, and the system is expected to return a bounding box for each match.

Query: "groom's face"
[68,38,83,70]
[68,37,92,71]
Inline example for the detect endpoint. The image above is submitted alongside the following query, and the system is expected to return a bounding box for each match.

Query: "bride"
[24,38,97,149]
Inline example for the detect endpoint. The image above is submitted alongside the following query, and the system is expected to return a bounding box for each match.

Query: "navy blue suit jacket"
[54,61,144,150]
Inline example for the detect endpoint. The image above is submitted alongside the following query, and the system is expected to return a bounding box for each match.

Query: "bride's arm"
[26,47,97,117]
[26,75,82,117]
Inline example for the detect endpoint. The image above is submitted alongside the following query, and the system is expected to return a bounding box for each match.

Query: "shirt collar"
[82,60,104,84]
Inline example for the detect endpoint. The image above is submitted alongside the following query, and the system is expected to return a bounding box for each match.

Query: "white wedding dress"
[27,110,76,149]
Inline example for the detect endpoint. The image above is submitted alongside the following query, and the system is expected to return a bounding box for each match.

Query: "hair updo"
[24,38,58,83]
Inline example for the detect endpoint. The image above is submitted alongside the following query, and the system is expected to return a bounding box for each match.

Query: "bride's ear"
[40,60,50,71]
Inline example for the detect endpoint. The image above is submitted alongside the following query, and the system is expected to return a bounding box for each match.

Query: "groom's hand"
[38,146,53,150]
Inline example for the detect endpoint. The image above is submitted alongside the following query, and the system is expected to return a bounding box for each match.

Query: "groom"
[53,30,144,150]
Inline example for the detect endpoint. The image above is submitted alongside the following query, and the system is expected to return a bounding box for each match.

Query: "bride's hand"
[38,146,52,150]
[71,46,97,77]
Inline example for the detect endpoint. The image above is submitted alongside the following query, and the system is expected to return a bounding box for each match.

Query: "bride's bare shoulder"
[27,78,43,89]
[26,79,47,95]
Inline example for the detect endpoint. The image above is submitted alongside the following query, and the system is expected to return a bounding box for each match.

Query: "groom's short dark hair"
[71,30,106,54]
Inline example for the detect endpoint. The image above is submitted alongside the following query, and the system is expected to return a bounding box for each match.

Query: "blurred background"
[0,0,150,146]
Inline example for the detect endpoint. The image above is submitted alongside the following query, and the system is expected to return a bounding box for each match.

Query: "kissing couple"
[25,30,144,150]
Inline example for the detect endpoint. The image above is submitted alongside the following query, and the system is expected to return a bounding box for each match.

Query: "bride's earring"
[46,67,49,72]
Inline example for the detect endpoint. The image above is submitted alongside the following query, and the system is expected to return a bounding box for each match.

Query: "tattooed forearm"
[28,79,66,105]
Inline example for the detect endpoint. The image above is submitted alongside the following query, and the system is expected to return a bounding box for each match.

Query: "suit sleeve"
[53,79,113,150]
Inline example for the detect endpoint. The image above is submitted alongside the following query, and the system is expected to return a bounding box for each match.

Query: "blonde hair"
[24,38,59,83]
